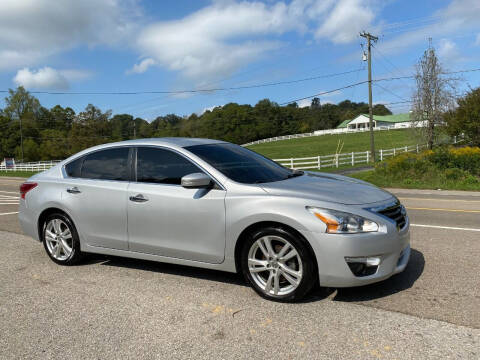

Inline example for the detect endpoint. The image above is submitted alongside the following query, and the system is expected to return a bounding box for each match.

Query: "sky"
[0,0,480,120]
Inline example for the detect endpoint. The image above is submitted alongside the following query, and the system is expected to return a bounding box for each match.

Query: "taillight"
[20,182,37,199]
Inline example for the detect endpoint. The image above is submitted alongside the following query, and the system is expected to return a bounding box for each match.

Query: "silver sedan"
[19,138,410,301]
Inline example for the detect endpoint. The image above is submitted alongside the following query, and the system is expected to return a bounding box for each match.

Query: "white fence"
[273,144,427,170]
[242,125,398,146]
[0,160,61,172]
[242,120,434,147]
[0,143,431,172]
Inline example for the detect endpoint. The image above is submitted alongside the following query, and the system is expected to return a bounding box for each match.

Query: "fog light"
[345,256,381,277]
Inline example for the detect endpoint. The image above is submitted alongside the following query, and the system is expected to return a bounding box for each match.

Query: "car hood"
[259,171,394,205]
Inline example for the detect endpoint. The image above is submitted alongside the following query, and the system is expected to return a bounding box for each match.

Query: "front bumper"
[300,220,410,288]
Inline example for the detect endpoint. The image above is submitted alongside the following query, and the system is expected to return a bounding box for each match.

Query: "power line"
[1,68,477,105]
[383,100,412,105]
[115,46,346,113]
[374,83,409,102]
[371,44,413,93]
[278,80,369,106]
[279,68,480,106]
[0,68,365,96]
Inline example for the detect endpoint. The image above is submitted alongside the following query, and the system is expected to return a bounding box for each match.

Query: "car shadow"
[330,248,425,302]
[80,248,424,303]
[91,254,248,287]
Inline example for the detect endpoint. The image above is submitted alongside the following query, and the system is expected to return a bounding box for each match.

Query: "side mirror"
[181,173,212,189]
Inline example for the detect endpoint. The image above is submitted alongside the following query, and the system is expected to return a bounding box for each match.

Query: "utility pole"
[19,117,24,162]
[360,31,378,162]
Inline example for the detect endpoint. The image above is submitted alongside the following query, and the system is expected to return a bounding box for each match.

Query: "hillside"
[247,129,418,159]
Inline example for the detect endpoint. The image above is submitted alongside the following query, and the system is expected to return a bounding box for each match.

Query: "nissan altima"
[19,138,410,301]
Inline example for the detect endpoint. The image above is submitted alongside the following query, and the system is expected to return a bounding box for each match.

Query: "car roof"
[60,137,227,165]
[110,137,226,148]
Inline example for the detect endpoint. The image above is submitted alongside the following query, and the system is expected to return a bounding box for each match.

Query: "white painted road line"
[399,197,480,203]
[411,224,480,232]
[0,212,19,216]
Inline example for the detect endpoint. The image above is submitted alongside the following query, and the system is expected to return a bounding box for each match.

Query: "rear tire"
[241,226,317,302]
[42,212,84,265]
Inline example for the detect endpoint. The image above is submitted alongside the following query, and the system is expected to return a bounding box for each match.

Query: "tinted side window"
[137,147,201,185]
[185,143,291,184]
[65,157,84,177]
[81,148,129,181]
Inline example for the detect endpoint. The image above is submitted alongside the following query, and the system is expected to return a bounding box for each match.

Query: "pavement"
[0,177,479,359]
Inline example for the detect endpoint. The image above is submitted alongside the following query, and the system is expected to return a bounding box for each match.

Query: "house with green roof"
[337,113,421,130]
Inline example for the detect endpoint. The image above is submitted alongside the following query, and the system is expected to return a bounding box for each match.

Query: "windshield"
[185,143,301,184]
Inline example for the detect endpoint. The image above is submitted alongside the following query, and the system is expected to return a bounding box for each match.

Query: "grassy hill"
[247,129,418,159]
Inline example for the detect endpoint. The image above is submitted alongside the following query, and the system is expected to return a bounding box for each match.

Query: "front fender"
[224,195,316,268]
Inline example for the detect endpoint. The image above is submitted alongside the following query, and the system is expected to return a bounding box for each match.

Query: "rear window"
[65,157,83,178]
[81,147,129,181]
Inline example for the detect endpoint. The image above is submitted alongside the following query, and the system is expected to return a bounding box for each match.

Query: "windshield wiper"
[286,170,304,179]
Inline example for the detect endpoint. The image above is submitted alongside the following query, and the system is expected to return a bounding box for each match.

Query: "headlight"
[307,206,378,234]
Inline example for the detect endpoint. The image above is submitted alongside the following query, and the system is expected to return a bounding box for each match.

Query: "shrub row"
[373,146,480,186]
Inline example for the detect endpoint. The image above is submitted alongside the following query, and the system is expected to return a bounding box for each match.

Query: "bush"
[444,168,468,181]
[449,147,480,175]
[362,146,480,190]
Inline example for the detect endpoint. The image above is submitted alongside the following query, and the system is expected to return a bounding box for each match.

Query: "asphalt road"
[0,177,479,359]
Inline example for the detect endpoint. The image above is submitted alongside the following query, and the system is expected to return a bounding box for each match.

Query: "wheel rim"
[45,219,73,261]
[247,235,303,296]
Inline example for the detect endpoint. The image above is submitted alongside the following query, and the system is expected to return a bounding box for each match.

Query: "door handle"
[66,186,81,194]
[129,194,148,203]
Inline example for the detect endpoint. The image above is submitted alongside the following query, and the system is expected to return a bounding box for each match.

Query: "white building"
[337,113,426,130]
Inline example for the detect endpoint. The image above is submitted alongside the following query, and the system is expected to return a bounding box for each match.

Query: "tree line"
[0,86,394,162]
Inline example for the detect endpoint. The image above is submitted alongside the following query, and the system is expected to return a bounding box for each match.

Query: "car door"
[61,146,131,250]
[127,146,226,264]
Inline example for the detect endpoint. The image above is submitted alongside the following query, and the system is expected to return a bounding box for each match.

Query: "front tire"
[241,227,317,301]
[42,212,84,265]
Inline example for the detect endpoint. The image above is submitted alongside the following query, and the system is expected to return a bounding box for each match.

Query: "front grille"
[378,203,406,230]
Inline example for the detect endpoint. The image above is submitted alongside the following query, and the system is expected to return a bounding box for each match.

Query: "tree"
[70,104,112,153]
[372,104,392,115]
[3,87,41,161]
[0,92,397,161]
[412,44,455,149]
[3,87,40,121]
[445,87,480,146]
[311,98,321,109]
[111,114,134,140]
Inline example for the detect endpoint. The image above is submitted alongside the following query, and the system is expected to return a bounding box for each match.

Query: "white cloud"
[200,104,224,115]
[0,0,141,70]
[297,90,342,107]
[133,0,376,82]
[135,1,300,83]
[13,67,91,90]
[128,58,156,74]
[60,69,93,82]
[438,39,459,60]
[315,0,375,43]
[297,99,312,108]
[378,0,480,55]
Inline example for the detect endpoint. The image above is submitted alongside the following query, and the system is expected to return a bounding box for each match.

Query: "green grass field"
[351,170,480,191]
[0,171,39,178]
[247,129,418,159]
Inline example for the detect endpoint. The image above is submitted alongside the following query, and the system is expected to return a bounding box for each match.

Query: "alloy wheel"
[44,218,73,261]
[247,235,303,296]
